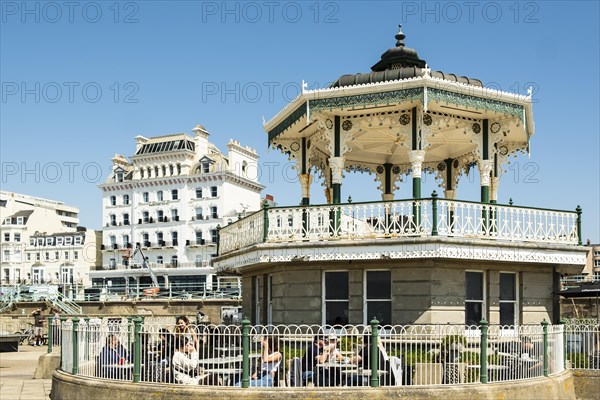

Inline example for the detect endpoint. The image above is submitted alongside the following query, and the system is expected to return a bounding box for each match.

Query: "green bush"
[568,352,589,368]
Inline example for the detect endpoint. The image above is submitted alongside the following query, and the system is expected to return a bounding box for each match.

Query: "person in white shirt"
[172,336,220,385]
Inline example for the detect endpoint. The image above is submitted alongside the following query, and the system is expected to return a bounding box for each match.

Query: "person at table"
[174,315,199,349]
[172,336,220,385]
[518,336,544,377]
[317,333,345,386]
[346,334,389,386]
[99,335,129,378]
[301,335,325,385]
[236,335,282,387]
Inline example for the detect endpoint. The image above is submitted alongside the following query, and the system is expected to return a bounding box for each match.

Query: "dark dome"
[329,26,483,89]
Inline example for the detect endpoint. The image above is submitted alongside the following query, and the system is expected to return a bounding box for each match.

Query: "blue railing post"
[370,317,380,388]
[241,318,250,388]
[71,317,79,375]
[480,319,488,384]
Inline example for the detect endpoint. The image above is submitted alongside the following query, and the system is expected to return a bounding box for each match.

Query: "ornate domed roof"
[329,26,482,88]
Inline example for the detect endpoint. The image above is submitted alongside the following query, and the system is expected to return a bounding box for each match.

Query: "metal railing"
[565,320,600,369]
[218,196,581,256]
[80,282,242,302]
[55,318,584,389]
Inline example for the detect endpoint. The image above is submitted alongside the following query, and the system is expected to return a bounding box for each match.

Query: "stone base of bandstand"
[34,352,61,379]
[51,369,577,400]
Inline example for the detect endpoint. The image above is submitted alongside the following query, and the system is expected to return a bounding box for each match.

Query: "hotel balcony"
[214,195,586,271]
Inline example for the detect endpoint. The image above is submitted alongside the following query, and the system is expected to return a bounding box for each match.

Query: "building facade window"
[56,237,63,246]
[143,211,150,223]
[14,233,21,242]
[123,194,130,205]
[211,229,218,243]
[196,188,202,198]
[499,272,518,326]
[171,209,178,221]
[202,162,210,173]
[171,189,178,200]
[123,235,130,247]
[323,271,349,325]
[123,213,130,225]
[364,270,392,325]
[3,233,9,242]
[211,186,218,197]
[74,236,82,245]
[157,210,164,222]
[157,256,163,264]
[195,231,203,245]
[157,191,163,201]
[142,192,149,202]
[465,271,485,326]
[171,231,178,245]
[142,233,150,247]
[110,196,116,206]
[157,232,164,245]
[65,237,72,245]
[171,255,178,267]
[74,251,78,260]
[211,206,218,219]
[195,208,203,220]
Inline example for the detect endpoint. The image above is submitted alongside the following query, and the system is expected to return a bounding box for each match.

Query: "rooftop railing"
[54,317,594,389]
[219,195,581,256]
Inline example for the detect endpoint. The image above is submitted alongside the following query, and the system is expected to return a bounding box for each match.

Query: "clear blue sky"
[1,1,599,242]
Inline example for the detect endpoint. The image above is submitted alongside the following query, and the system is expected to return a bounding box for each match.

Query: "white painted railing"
[218,198,579,256]
[219,210,264,254]
[58,318,581,387]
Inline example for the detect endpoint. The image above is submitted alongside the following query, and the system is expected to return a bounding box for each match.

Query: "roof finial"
[395,24,406,47]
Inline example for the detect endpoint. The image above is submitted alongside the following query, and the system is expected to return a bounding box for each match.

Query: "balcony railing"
[219,196,581,256]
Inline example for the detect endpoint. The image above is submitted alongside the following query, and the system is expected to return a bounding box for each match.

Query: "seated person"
[316,333,346,386]
[99,335,129,378]
[519,336,544,377]
[346,334,389,387]
[236,336,282,387]
[172,336,220,385]
[301,335,325,385]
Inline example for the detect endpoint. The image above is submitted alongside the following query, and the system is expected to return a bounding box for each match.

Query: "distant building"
[0,191,101,297]
[93,125,263,292]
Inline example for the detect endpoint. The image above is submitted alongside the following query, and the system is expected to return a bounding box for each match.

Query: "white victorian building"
[0,191,100,298]
[94,125,263,293]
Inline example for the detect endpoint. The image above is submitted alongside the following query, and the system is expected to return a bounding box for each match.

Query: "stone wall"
[51,369,576,400]
[239,259,555,325]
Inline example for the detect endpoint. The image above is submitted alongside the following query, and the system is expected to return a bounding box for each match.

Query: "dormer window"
[115,171,124,182]
[203,162,210,173]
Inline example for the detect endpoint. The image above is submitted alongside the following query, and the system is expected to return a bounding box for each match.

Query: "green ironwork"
[542,319,549,377]
[312,88,424,113]
[133,317,143,383]
[481,186,490,203]
[431,191,438,236]
[267,102,307,143]
[72,317,79,375]
[263,201,270,242]
[428,88,526,128]
[216,224,221,254]
[576,205,582,245]
[370,317,380,388]
[480,319,488,384]
[241,318,250,388]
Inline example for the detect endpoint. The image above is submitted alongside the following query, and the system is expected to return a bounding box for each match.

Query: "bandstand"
[214,27,587,326]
